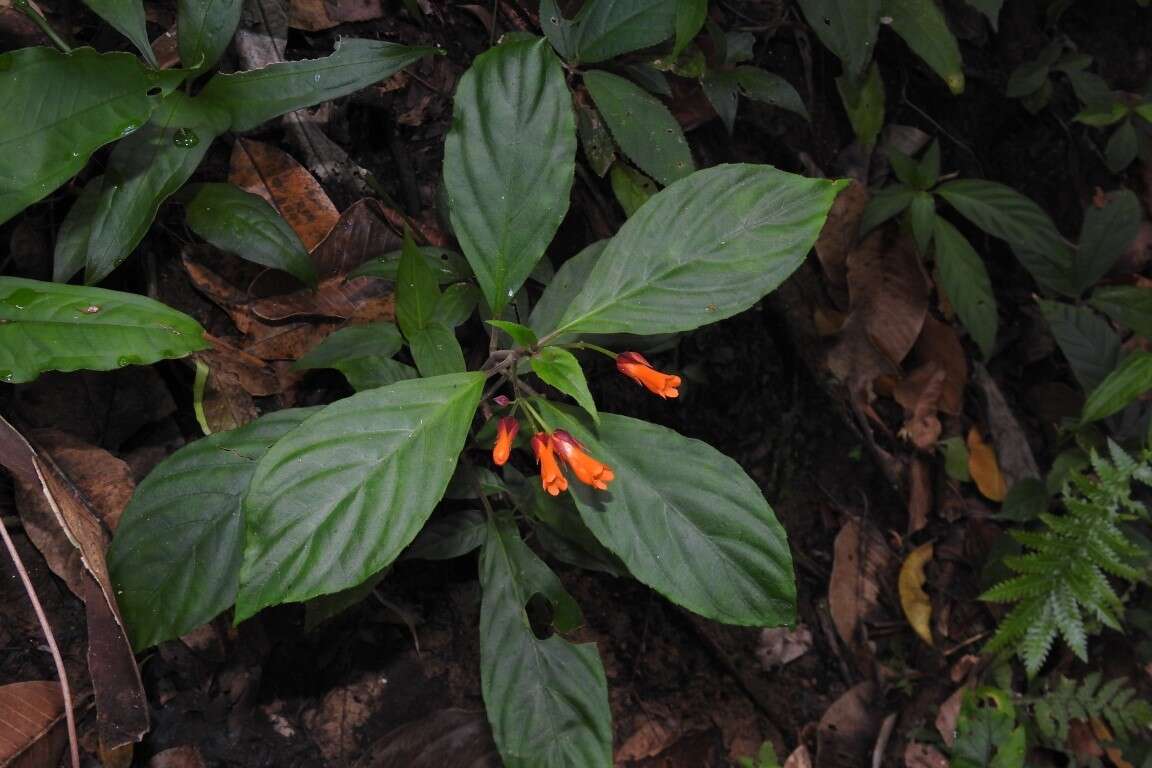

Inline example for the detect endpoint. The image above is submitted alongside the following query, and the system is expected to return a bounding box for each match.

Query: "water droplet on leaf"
[172,128,199,148]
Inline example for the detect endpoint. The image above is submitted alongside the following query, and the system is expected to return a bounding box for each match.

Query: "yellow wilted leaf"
[899,542,934,647]
[967,427,1007,501]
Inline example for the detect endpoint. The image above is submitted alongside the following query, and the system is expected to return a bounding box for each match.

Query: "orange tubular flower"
[492,417,519,467]
[616,352,681,399]
[551,430,615,491]
[532,433,568,496]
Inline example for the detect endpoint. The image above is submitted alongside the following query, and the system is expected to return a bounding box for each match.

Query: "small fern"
[982,443,1151,674]
[1027,673,1152,746]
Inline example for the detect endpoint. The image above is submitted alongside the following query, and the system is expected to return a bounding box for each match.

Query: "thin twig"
[13,0,71,53]
[0,518,80,768]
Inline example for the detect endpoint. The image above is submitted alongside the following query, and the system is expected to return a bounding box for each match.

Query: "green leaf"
[540,0,677,64]
[81,0,157,65]
[795,0,881,78]
[538,403,796,626]
[940,436,971,481]
[185,183,317,286]
[881,0,965,94]
[609,162,657,217]
[292,323,414,391]
[584,70,694,187]
[907,192,935,253]
[836,61,885,148]
[0,47,158,226]
[407,323,466,377]
[702,66,809,134]
[536,165,845,338]
[1076,189,1141,294]
[1006,42,1062,98]
[434,283,480,328]
[237,372,485,618]
[108,408,316,649]
[0,277,208,384]
[479,513,612,766]
[673,0,707,55]
[486,320,539,348]
[859,184,913,236]
[576,101,616,177]
[1105,120,1139,172]
[917,139,941,188]
[442,37,575,316]
[178,0,243,72]
[349,246,472,284]
[529,241,607,337]
[403,509,487,560]
[396,229,442,337]
[1038,300,1121,393]
[199,38,435,131]
[54,92,228,284]
[964,0,1003,29]
[998,478,1049,523]
[1082,351,1152,423]
[933,216,997,358]
[1090,285,1152,338]
[531,347,599,423]
[1074,100,1128,127]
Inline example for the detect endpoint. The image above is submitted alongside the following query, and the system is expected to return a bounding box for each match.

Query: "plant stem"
[517,397,549,433]
[13,0,71,53]
[563,341,617,360]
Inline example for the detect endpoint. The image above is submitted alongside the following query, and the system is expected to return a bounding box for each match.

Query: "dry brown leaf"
[147,746,207,768]
[898,543,934,647]
[816,682,881,768]
[829,519,895,659]
[248,276,394,322]
[912,316,967,416]
[903,742,948,768]
[287,0,336,29]
[934,687,966,746]
[907,458,932,534]
[230,138,340,251]
[353,709,499,768]
[0,681,67,768]
[784,745,814,768]
[302,673,391,764]
[0,416,148,749]
[972,365,1040,487]
[310,198,404,278]
[894,363,946,450]
[966,427,1007,502]
[756,625,814,669]
[815,179,869,306]
[616,719,681,762]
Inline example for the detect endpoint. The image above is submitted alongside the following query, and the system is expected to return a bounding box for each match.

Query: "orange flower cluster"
[617,352,680,398]
[532,430,614,496]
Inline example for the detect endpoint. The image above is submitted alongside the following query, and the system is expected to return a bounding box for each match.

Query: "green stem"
[518,397,549,434]
[563,341,617,360]
[13,0,71,53]
[192,359,212,435]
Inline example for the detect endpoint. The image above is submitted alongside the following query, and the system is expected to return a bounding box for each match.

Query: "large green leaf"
[531,347,598,423]
[859,184,913,236]
[108,409,317,649]
[934,216,997,358]
[443,38,575,316]
[178,0,243,72]
[541,0,677,64]
[185,183,317,285]
[1090,285,1152,338]
[1039,300,1121,393]
[584,70,694,187]
[199,38,435,131]
[1082,352,1152,423]
[0,47,158,226]
[538,403,796,626]
[535,164,845,338]
[407,324,467,377]
[881,0,965,94]
[292,323,414,390]
[81,0,157,65]
[54,93,229,284]
[236,372,485,619]
[0,277,208,383]
[479,514,612,767]
[529,241,607,336]
[396,228,444,338]
[1075,189,1141,295]
[795,0,881,78]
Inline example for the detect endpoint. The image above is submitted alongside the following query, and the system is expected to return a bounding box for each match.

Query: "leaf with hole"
[108,409,317,649]
[0,277,208,384]
[237,372,485,618]
[933,216,997,359]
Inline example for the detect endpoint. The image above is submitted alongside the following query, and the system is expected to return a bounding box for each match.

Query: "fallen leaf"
[816,682,881,768]
[353,708,498,768]
[1089,717,1134,768]
[907,458,932,533]
[310,198,404,278]
[934,687,966,746]
[815,179,869,307]
[912,316,968,416]
[898,542,934,647]
[0,681,67,768]
[230,138,341,251]
[147,745,207,768]
[247,276,394,322]
[829,519,895,660]
[972,365,1041,487]
[967,427,1007,502]
[756,625,814,669]
[894,363,946,450]
[903,742,949,768]
[784,745,814,768]
[287,0,336,30]
[302,673,391,764]
[616,719,681,762]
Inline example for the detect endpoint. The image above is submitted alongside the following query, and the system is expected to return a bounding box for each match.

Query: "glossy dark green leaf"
[479,514,612,766]
[702,67,809,134]
[54,93,229,284]
[237,372,485,618]
[407,323,466,377]
[0,47,158,226]
[908,191,935,253]
[620,63,671,96]
[108,408,316,649]
[836,61,885,147]
[434,283,480,328]
[536,165,845,338]
[882,0,965,94]
[1039,300,1121,393]
[486,320,539,348]
[609,162,657,217]
[0,277,207,383]
[292,323,413,391]
[529,241,607,337]
[185,183,317,285]
[396,229,442,337]
[1105,120,1139,172]
[199,38,435,131]
[1076,189,1141,294]
[443,37,575,316]
[538,403,796,626]
[531,347,598,423]
[540,0,677,64]
[859,184,914,236]
[1090,285,1152,338]
[673,0,707,55]
[795,0,880,78]
[1082,351,1152,423]
[348,247,471,283]
[403,509,487,560]
[178,0,243,72]
[584,70,694,186]
[933,216,997,359]
[81,0,157,65]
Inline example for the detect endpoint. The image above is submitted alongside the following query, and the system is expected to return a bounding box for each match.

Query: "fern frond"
[1027,674,1152,746]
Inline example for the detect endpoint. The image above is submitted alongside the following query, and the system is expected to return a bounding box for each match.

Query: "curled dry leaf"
[894,362,946,450]
[966,427,1007,502]
[0,681,67,768]
[898,542,934,647]
[816,682,882,768]
[829,518,895,660]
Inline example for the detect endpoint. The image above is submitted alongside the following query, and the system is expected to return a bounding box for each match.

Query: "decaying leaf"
[816,682,882,768]
[966,426,1007,502]
[898,542,934,646]
[972,365,1040,486]
[815,179,869,307]
[0,681,67,768]
[353,708,499,768]
[829,518,895,660]
[756,625,814,669]
[310,198,404,278]
[903,742,949,768]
